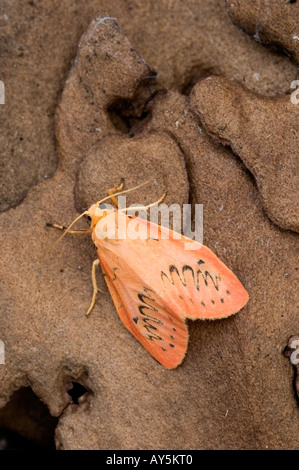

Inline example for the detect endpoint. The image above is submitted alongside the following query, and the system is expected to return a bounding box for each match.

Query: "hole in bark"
[0,387,58,449]
[108,98,151,135]
[66,381,90,405]
[107,73,157,135]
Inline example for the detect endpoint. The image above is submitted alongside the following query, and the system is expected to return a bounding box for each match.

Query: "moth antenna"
[117,192,167,213]
[96,179,154,207]
[52,211,89,248]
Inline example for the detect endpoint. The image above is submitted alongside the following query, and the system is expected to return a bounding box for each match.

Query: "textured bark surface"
[0,1,298,450]
[226,0,299,64]
[190,76,299,232]
[0,0,297,211]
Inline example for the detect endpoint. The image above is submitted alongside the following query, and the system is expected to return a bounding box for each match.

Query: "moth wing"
[149,237,249,321]
[95,213,248,368]
[100,213,249,320]
[100,254,189,369]
[142,215,249,320]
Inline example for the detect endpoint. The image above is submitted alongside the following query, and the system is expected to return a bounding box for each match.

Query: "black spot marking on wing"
[133,317,138,324]
[199,271,220,290]
[142,320,158,331]
[161,264,220,293]
[137,287,164,342]
[111,267,119,281]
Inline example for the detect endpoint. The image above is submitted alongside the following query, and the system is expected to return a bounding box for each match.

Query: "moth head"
[87,202,115,230]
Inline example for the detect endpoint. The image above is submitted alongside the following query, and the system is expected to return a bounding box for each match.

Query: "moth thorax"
[94,211,118,240]
[94,206,115,219]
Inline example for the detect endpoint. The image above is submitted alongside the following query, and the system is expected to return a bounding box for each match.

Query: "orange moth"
[51,182,249,369]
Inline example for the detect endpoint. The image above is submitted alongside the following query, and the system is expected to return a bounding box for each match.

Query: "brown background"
[0,0,298,450]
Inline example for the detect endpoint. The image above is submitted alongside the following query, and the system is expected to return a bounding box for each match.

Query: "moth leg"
[122,193,167,214]
[86,259,102,316]
[46,223,92,235]
[144,192,166,210]
[107,180,124,209]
